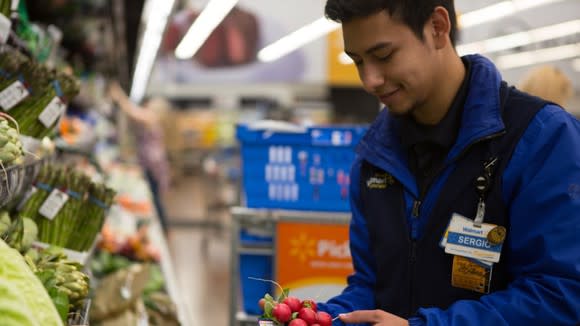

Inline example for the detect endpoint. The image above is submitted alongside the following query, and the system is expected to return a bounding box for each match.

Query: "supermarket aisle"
[165,173,233,326]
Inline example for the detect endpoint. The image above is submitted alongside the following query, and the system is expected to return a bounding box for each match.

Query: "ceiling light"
[130,0,175,102]
[257,18,340,62]
[174,0,239,59]
[258,0,564,64]
[459,0,565,29]
[457,19,580,55]
[496,43,580,69]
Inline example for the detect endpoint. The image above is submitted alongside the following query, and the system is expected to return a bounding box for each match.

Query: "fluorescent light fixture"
[459,0,565,28]
[174,0,239,59]
[573,58,580,72]
[496,43,580,69]
[457,19,580,55]
[130,0,175,102]
[258,0,563,64]
[258,17,340,62]
[338,52,353,65]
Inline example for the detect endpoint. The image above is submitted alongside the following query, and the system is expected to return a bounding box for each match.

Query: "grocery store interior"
[0,0,578,325]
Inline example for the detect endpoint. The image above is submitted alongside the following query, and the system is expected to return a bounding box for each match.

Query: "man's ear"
[430,6,452,49]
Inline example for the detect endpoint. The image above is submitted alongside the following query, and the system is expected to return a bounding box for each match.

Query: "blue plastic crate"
[240,253,273,315]
[240,227,273,245]
[236,124,367,212]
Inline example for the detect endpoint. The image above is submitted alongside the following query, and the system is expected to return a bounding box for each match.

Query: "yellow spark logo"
[289,233,317,263]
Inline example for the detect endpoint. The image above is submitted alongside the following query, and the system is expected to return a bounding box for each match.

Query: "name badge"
[442,213,505,263]
[451,255,493,294]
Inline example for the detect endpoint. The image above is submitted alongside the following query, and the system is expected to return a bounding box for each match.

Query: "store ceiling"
[456,0,580,89]
[31,0,579,91]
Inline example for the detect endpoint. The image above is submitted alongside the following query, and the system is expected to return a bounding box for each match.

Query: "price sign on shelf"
[0,80,30,110]
[39,189,69,220]
[0,14,10,44]
[38,96,66,128]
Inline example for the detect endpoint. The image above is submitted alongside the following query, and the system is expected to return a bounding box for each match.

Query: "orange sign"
[326,29,361,86]
[276,221,353,300]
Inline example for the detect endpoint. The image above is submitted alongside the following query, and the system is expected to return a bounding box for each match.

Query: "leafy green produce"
[0,284,39,326]
[143,264,165,295]
[0,209,10,234]
[0,115,24,166]
[91,250,132,277]
[0,239,63,326]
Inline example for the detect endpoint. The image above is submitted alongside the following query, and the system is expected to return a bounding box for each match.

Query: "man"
[316,1,580,325]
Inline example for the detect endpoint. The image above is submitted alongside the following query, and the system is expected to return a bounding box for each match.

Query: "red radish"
[302,299,318,312]
[298,307,317,325]
[316,311,332,326]
[289,319,308,326]
[273,303,292,323]
[258,298,266,311]
[283,296,302,312]
[311,324,321,326]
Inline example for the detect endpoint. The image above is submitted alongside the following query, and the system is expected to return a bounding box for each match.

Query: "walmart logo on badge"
[366,173,395,189]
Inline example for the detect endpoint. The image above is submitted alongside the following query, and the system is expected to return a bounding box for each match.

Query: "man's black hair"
[325,0,458,46]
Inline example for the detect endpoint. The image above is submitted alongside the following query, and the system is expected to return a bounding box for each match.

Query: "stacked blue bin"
[236,123,367,315]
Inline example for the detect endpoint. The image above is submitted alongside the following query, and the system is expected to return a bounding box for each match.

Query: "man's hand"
[339,310,409,326]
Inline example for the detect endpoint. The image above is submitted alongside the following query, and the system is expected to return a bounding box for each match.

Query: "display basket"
[236,123,367,212]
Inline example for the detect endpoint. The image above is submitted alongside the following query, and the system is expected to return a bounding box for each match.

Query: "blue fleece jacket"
[318,55,580,326]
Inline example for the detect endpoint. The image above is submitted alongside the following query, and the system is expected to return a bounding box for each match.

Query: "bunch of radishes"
[259,293,332,326]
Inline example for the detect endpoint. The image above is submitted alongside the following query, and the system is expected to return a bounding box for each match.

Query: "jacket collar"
[356,54,505,195]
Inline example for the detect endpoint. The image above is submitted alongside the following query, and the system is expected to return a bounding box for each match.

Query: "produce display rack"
[0,154,52,207]
[229,206,351,326]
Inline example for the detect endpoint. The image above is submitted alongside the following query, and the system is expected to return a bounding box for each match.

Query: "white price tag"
[0,14,10,44]
[17,186,37,212]
[39,189,69,220]
[0,80,29,110]
[38,97,65,128]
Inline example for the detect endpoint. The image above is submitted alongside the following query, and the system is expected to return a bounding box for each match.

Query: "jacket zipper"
[409,130,506,220]
[406,130,505,314]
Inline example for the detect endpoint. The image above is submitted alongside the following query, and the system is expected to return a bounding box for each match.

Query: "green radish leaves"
[277,288,290,302]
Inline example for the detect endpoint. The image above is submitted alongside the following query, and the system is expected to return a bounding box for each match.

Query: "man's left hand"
[339,310,409,326]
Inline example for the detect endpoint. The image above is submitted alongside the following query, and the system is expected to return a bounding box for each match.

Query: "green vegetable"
[47,287,70,322]
[0,286,39,326]
[144,264,165,295]
[33,247,90,311]
[21,217,38,251]
[0,210,10,234]
[0,239,63,326]
[22,164,116,251]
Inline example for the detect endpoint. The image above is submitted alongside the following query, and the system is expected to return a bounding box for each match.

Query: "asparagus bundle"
[72,183,116,251]
[19,164,57,219]
[20,164,117,251]
[0,49,30,90]
[37,167,66,243]
[10,71,80,138]
[0,47,81,138]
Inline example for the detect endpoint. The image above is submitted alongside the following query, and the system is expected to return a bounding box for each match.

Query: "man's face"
[343,10,439,116]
